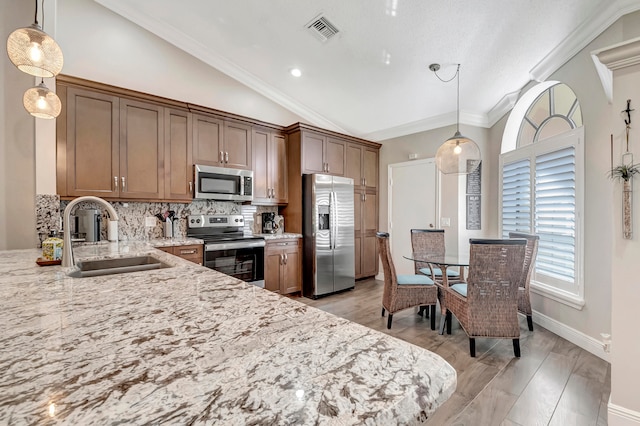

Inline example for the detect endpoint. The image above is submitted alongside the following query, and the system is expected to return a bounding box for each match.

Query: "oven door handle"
[205,240,266,251]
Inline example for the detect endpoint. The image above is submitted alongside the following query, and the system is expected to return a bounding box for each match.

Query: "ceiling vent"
[306,15,339,42]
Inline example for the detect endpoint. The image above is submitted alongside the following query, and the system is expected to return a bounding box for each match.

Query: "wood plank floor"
[297,278,611,426]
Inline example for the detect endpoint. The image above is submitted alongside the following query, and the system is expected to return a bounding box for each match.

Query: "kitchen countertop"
[255,232,303,240]
[0,243,456,425]
[149,237,204,247]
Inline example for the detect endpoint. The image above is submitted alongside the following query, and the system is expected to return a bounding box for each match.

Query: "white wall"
[1,1,38,250]
[56,0,304,126]
[610,60,640,424]
[378,124,492,255]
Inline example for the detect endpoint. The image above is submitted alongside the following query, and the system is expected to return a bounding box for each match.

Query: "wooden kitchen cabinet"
[264,238,301,294]
[192,113,223,167]
[156,244,203,265]
[252,127,287,205]
[59,86,120,198]
[58,87,167,200]
[164,108,193,201]
[301,132,346,176]
[354,189,378,279]
[119,98,165,199]
[192,115,251,170]
[346,143,378,191]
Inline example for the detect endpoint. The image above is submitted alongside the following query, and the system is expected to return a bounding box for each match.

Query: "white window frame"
[499,127,585,309]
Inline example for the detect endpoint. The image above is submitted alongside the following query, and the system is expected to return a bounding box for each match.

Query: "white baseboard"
[532,310,610,363]
[609,398,640,425]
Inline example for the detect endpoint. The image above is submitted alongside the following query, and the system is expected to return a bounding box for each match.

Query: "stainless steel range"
[187,214,265,287]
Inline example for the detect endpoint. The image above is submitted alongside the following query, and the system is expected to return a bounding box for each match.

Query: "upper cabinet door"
[65,87,120,198]
[325,138,346,176]
[251,127,270,203]
[363,147,378,190]
[302,133,326,174]
[193,114,223,167]
[346,144,363,185]
[119,98,165,199]
[223,121,252,169]
[271,133,288,204]
[165,108,193,201]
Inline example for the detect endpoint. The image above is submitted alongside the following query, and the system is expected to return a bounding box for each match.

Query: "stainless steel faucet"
[61,196,119,267]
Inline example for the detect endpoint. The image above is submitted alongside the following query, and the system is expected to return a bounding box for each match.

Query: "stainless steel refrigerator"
[303,174,355,298]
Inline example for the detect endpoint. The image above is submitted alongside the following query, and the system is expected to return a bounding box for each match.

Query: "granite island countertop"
[0,243,456,425]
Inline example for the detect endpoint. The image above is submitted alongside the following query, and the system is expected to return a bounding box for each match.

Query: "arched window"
[500,82,584,308]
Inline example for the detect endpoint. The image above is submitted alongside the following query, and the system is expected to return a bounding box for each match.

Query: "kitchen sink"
[68,255,171,278]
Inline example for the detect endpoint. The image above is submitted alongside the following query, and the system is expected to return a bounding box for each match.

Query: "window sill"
[530,280,585,310]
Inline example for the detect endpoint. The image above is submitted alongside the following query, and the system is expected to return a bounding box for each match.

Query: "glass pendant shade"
[7,24,64,78]
[435,131,481,175]
[23,81,61,119]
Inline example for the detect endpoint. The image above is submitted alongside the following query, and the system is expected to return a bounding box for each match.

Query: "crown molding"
[94,0,349,135]
[591,37,640,103]
[530,0,640,82]
[487,90,521,127]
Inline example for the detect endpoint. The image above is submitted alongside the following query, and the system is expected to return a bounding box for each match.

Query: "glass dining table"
[403,252,469,334]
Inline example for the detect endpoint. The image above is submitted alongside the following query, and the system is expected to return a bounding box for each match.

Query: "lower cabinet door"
[265,250,283,292]
[282,247,302,294]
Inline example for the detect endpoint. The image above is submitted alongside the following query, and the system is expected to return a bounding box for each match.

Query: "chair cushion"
[450,283,468,297]
[397,274,435,285]
[419,267,460,277]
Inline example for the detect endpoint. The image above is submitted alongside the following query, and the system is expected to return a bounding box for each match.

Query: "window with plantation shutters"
[535,147,576,284]
[502,159,531,237]
[500,127,583,303]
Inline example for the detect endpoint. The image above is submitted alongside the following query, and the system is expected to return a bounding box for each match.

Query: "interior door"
[388,159,438,275]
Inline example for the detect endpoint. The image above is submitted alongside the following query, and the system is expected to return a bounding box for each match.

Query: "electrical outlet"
[145,216,157,227]
[441,217,451,227]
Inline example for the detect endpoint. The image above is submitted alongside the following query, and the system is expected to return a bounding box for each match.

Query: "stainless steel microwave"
[194,165,253,202]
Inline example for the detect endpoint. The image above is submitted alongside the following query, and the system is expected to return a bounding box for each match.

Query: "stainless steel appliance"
[261,212,277,234]
[75,209,101,242]
[303,174,355,298]
[187,214,265,287]
[194,165,253,202]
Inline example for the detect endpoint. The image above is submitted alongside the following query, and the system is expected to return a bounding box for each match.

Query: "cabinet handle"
[326,163,330,173]
[280,253,284,264]
[219,151,224,163]
[284,253,288,264]
[179,249,197,255]
[364,193,366,202]
[121,176,126,190]
[363,178,366,186]
[189,181,193,192]
[361,193,364,202]
[225,152,229,163]
[271,188,275,198]
[114,176,118,190]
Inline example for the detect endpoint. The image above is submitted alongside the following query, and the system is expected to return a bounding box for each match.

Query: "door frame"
[385,158,440,278]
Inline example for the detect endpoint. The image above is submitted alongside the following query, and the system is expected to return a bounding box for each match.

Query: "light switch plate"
[145,216,156,227]
[441,217,451,227]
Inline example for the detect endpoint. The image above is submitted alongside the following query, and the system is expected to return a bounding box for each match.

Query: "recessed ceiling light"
[290,68,302,77]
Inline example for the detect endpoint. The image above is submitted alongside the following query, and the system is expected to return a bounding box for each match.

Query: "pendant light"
[6,0,64,78]
[23,79,61,119]
[430,64,481,175]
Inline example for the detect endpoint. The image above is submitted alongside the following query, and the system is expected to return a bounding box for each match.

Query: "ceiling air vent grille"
[306,15,339,42]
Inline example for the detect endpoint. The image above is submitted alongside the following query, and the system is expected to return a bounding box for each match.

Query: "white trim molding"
[609,398,640,425]
[532,310,610,363]
[530,281,585,310]
[592,37,640,103]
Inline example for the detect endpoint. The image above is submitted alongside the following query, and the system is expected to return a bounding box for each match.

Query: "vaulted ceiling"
[96,0,640,141]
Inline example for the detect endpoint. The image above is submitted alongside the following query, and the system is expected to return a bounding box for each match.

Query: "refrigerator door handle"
[331,192,340,249]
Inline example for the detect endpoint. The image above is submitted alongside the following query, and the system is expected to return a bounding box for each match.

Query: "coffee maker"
[261,212,277,234]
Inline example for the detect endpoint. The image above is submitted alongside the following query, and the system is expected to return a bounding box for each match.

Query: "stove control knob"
[235,218,239,222]
[196,218,201,224]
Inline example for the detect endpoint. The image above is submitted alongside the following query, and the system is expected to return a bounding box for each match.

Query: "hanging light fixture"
[430,63,481,175]
[23,79,61,119]
[6,0,64,78]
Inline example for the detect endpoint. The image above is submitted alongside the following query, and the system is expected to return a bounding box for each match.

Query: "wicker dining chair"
[442,238,527,357]
[509,232,540,331]
[376,232,438,330]
[410,229,461,282]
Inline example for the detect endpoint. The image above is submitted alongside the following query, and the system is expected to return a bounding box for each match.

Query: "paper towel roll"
[108,220,118,242]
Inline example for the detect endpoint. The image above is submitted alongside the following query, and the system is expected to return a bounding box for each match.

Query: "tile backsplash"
[35,195,277,244]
